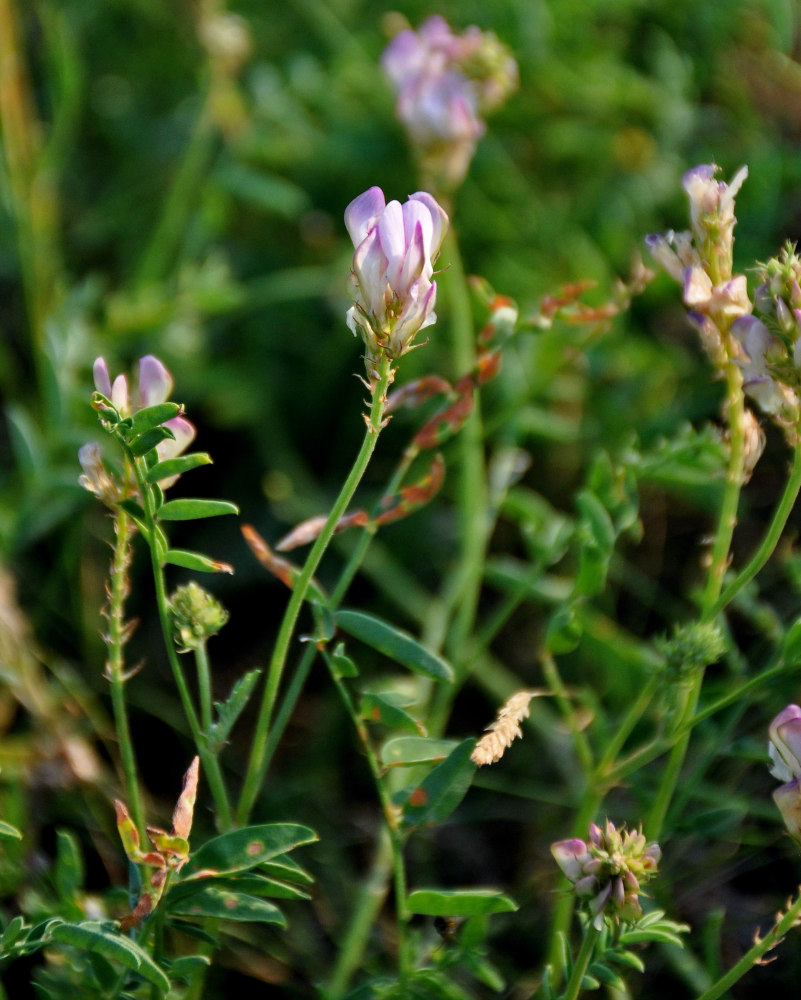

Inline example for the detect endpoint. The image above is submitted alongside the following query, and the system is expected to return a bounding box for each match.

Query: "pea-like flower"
[345,186,449,382]
[382,16,517,191]
[80,355,196,497]
[769,704,801,843]
[552,820,661,929]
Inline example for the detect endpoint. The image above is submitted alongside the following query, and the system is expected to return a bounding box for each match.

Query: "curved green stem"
[694,887,801,1000]
[237,355,393,824]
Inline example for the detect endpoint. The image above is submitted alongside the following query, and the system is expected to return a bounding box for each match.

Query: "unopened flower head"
[170,581,229,652]
[768,704,801,843]
[551,820,661,929]
[382,16,517,190]
[89,355,196,489]
[345,187,449,381]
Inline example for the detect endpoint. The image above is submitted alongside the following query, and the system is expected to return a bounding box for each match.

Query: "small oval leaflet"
[406,888,518,917]
[335,610,454,682]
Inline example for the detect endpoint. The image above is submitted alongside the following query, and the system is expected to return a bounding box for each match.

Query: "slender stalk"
[255,444,417,782]
[561,922,601,1000]
[194,640,213,733]
[647,361,745,840]
[708,438,801,619]
[321,648,410,991]
[237,355,393,824]
[323,829,394,999]
[105,508,146,839]
[693,887,801,1000]
[541,651,594,773]
[441,227,487,666]
[134,457,233,830]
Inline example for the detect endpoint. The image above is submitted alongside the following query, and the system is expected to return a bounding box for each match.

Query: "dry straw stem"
[471,690,542,766]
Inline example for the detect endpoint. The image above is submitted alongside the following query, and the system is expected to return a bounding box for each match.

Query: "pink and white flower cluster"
[382,16,517,190]
[552,820,661,929]
[345,186,448,380]
[79,355,195,501]
[768,704,801,843]
[645,164,751,368]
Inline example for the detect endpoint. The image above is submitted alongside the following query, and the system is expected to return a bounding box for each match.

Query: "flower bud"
[345,187,449,381]
[552,819,660,929]
[169,581,229,652]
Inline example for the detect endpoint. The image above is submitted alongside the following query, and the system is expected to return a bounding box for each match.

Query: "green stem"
[255,445,417,782]
[561,922,601,1000]
[237,355,393,824]
[708,437,801,619]
[694,887,801,1000]
[647,361,745,840]
[194,641,213,733]
[134,459,233,830]
[541,652,594,773]
[442,228,487,667]
[105,509,146,839]
[321,648,409,990]
[323,828,394,999]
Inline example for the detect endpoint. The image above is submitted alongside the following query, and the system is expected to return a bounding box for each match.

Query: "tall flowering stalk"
[237,187,450,824]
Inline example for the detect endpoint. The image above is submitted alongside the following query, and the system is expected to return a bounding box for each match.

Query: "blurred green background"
[3,0,801,995]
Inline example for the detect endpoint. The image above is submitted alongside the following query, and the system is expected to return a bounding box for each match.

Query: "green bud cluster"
[655,622,726,677]
[170,581,229,652]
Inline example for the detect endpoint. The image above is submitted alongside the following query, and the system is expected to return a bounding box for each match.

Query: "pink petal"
[93,357,112,397]
[138,355,173,408]
[345,187,386,247]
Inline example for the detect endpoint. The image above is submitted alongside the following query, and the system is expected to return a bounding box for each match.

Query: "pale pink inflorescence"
[471,690,536,766]
[382,15,517,191]
[768,704,801,843]
[80,355,196,501]
[345,186,449,382]
[552,820,661,930]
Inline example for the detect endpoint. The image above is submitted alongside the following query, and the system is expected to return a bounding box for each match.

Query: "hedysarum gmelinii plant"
[552,820,661,929]
[345,186,449,383]
[768,704,801,843]
[382,15,517,191]
[79,355,196,501]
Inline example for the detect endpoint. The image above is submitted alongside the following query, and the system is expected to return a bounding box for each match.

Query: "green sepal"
[128,402,181,437]
[335,610,454,682]
[159,498,239,521]
[406,888,518,917]
[146,453,212,483]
